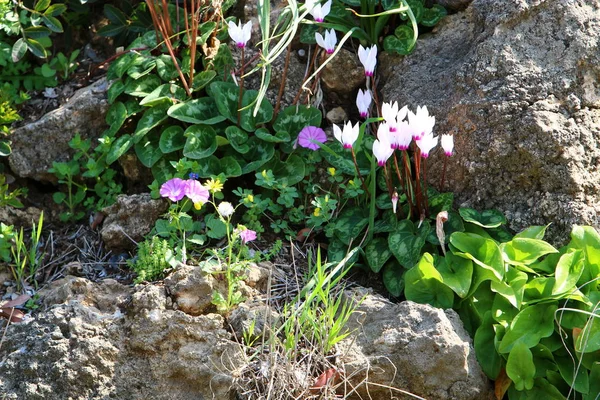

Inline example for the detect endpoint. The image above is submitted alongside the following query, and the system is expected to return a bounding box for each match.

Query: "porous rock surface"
[380,0,600,241]
[339,291,493,400]
[0,275,242,400]
[8,78,109,183]
[100,193,168,251]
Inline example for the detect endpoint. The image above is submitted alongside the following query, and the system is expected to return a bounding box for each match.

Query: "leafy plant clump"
[128,236,171,283]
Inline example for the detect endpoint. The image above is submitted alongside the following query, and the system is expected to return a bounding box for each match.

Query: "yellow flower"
[194,202,203,210]
[246,194,254,203]
[328,167,336,176]
[205,178,223,193]
[313,208,321,217]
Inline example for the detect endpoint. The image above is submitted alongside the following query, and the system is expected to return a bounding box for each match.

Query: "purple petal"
[160,178,186,202]
[298,126,327,151]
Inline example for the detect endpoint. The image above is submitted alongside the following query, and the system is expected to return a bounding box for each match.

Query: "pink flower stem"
[413,145,423,217]
[237,46,245,126]
[394,151,412,215]
[403,150,416,217]
[351,147,370,197]
[384,163,403,218]
[423,157,429,215]
[440,156,448,190]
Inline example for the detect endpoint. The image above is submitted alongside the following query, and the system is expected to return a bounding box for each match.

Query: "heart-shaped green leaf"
[140,83,187,107]
[404,253,454,309]
[225,126,250,154]
[167,97,226,124]
[507,342,536,391]
[132,104,170,142]
[134,130,162,167]
[183,125,217,159]
[498,303,558,353]
[459,207,507,228]
[382,261,405,297]
[124,75,161,97]
[435,252,472,298]
[159,126,185,153]
[389,220,430,268]
[365,237,392,273]
[474,312,503,379]
[106,134,133,164]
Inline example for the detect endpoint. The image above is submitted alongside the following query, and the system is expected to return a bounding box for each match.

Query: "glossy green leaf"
[104,101,127,136]
[0,141,11,156]
[241,138,274,174]
[299,24,319,44]
[421,4,447,27]
[474,312,503,379]
[107,81,125,104]
[155,55,180,82]
[218,156,242,177]
[570,225,600,286]
[365,237,392,273]
[140,84,187,107]
[240,89,274,131]
[25,38,48,58]
[333,207,369,245]
[428,192,454,216]
[205,214,227,239]
[459,208,507,228]
[501,238,558,266]
[492,294,519,328]
[584,362,600,400]
[167,97,225,125]
[490,266,527,308]
[159,126,185,153]
[225,126,250,154]
[405,253,454,309]
[383,25,415,55]
[255,128,290,143]
[404,0,424,22]
[44,4,67,16]
[507,342,535,391]
[555,354,589,394]
[450,232,504,281]
[11,38,27,62]
[435,252,473,298]
[132,104,170,142]
[183,125,217,159]
[552,250,584,295]
[104,4,128,25]
[575,314,600,354]
[23,26,51,39]
[209,81,240,122]
[34,0,51,11]
[41,15,63,32]
[124,75,161,97]
[106,134,133,164]
[498,303,559,353]
[515,225,550,240]
[191,70,217,92]
[382,261,405,297]
[389,220,430,268]
[273,105,322,138]
[134,130,162,168]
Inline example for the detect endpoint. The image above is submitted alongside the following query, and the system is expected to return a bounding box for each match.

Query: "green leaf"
[552,250,584,296]
[474,312,503,379]
[23,26,51,39]
[107,81,126,104]
[104,4,128,25]
[104,101,127,135]
[575,314,600,354]
[428,192,454,216]
[183,125,217,159]
[41,15,63,33]
[11,39,27,63]
[450,232,504,282]
[333,207,369,245]
[134,130,162,168]
[273,105,322,138]
[585,362,600,400]
[205,214,227,239]
[106,134,134,164]
[404,0,424,22]
[384,24,415,55]
[34,0,51,12]
[404,253,454,309]
[167,97,226,124]
[365,237,392,273]
[225,126,250,154]
[498,303,559,353]
[159,126,185,153]
[435,252,473,298]
[191,70,217,92]
[218,156,242,178]
[52,191,66,204]
[140,84,187,107]
[501,238,558,266]
[389,220,430,268]
[515,225,550,240]
[209,81,240,122]
[240,89,274,131]
[132,104,170,142]
[506,342,535,391]
[44,4,67,16]
[300,24,319,44]
[263,154,305,186]
[124,75,161,97]
[421,4,447,27]
[0,141,11,157]
[490,266,527,308]
[459,208,507,228]
[40,63,56,78]
[25,38,48,58]
[97,23,127,37]
[570,225,600,286]
[155,55,180,82]
[241,139,274,174]
[555,354,589,394]
[255,128,290,143]
[382,261,405,297]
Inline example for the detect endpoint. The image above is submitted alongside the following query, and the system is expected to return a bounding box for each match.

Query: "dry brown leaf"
[494,368,511,400]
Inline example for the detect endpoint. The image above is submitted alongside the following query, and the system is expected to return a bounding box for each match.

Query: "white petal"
[333,123,343,144]
[315,32,326,49]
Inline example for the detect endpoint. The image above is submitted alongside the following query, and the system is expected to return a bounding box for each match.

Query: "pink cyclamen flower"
[356,89,372,118]
[358,44,377,77]
[160,178,186,202]
[333,121,359,149]
[315,29,337,54]
[441,134,454,156]
[228,20,252,48]
[408,105,435,140]
[306,0,332,22]
[238,227,257,244]
[416,133,438,158]
[184,179,210,204]
[298,126,327,150]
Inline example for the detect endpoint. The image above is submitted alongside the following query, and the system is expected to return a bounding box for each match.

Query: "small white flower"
[218,202,235,218]
[408,105,435,140]
[441,134,454,156]
[391,191,399,214]
[373,134,394,166]
[227,20,252,48]
[333,121,359,149]
[416,132,438,158]
[382,101,399,126]
[397,105,409,122]
[358,44,377,77]
[315,29,337,54]
[356,89,372,118]
[306,0,332,22]
[396,121,412,151]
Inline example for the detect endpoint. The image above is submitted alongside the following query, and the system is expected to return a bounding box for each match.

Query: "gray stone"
[8,78,109,183]
[379,0,600,241]
[434,0,473,11]
[321,48,365,104]
[99,193,168,251]
[326,106,348,124]
[339,291,493,400]
[164,264,215,315]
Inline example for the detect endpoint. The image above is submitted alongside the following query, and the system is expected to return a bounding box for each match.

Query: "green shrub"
[129,236,171,283]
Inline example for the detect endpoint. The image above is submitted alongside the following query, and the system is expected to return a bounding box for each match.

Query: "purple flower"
[184,179,209,204]
[189,172,199,180]
[239,228,257,244]
[298,126,327,151]
[160,178,186,202]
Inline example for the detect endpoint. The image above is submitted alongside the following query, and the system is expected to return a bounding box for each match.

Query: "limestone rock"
[379,0,600,241]
[164,264,215,315]
[434,0,473,11]
[321,48,365,103]
[99,193,168,251]
[8,78,109,183]
[339,291,493,400]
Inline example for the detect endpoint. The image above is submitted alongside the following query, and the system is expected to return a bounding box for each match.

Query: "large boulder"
[8,78,109,183]
[339,292,493,399]
[380,0,600,241]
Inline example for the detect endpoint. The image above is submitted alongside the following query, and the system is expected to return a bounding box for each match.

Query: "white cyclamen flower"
[381,101,399,127]
[358,44,377,77]
[306,0,332,22]
[333,121,359,149]
[228,20,252,48]
[408,105,435,140]
[315,29,337,54]
[373,134,394,166]
[416,133,438,158]
[356,89,372,118]
[441,134,454,156]
[218,202,235,218]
